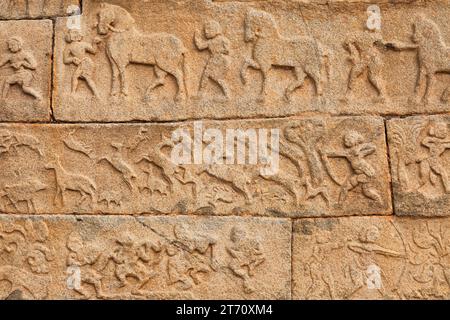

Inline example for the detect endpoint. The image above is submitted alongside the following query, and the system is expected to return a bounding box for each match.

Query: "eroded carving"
[0,36,42,101]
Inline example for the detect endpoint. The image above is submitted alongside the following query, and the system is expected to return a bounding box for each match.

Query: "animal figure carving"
[45,158,96,207]
[96,3,188,101]
[1,178,47,213]
[241,9,329,102]
[411,16,450,103]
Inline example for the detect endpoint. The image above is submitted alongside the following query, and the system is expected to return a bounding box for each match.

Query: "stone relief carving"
[293,217,450,300]
[0,219,54,299]
[194,20,232,100]
[96,3,188,101]
[240,9,329,102]
[63,29,102,98]
[0,118,390,216]
[388,117,450,216]
[57,216,289,299]
[0,36,42,101]
[51,1,450,121]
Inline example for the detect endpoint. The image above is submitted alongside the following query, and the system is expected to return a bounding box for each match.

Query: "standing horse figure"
[96,3,188,101]
[412,16,450,104]
[241,9,330,102]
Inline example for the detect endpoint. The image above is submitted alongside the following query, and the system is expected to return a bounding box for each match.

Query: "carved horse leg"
[258,63,271,102]
[306,64,323,96]
[285,67,307,101]
[117,63,130,96]
[240,58,260,85]
[423,70,436,104]
[146,66,167,97]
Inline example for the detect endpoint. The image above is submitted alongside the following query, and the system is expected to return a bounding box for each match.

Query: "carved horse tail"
[318,43,332,85]
[181,47,189,99]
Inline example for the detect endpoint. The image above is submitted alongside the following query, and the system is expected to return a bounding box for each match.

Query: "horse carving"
[412,16,450,103]
[241,9,330,102]
[96,3,188,101]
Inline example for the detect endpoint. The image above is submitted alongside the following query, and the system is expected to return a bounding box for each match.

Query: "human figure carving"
[346,226,404,299]
[63,29,101,98]
[66,232,110,299]
[323,131,382,205]
[0,36,42,100]
[226,226,265,294]
[418,122,450,193]
[344,22,417,103]
[241,9,329,102]
[304,230,341,299]
[194,20,231,100]
[96,3,187,101]
[45,158,97,207]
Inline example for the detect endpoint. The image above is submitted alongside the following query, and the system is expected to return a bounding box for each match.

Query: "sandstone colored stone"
[0,0,79,19]
[387,115,450,216]
[52,0,450,122]
[293,216,450,300]
[0,215,291,299]
[0,20,52,122]
[0,116,391,216]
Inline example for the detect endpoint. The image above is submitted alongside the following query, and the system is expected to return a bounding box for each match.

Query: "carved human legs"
[285,67,307,101]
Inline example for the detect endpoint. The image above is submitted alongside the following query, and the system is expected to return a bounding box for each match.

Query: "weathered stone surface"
[0,0,79,19]
[52,0,450,122]
[0,116,391,216]
[293,216,450,300]
[0,215,291,299]
[387,115,450,216]
[0,19,52,121]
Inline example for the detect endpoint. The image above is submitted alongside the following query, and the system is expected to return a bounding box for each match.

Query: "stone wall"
[0,0,449,300]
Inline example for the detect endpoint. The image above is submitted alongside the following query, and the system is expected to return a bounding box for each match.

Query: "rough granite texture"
[0,0,449,300]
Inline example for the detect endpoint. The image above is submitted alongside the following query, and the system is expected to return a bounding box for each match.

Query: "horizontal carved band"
[0,116,391,216]
[0,215,291,299]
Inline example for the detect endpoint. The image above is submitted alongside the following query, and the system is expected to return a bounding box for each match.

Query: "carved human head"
[361,225,380,243]
[65,29,83,43]
[230,226,246,243]
[429,121,448,139]
[67,232,84,252]
[7,36,23,53]
[344,131,364,148]
[204,20,222,39]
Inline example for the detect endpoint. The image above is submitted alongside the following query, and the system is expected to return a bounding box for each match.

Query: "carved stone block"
[52,0,450,122]
[0,116,391,216]
[0,20,53,122]
[0,215,291,299]
[293,216,450,300]
[0,0,79,19]
[387,115,450,216]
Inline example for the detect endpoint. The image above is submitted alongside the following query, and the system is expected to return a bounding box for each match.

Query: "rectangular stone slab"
[293,216,450,300]
[0,215,291,299]
[0,20,52,122]
[0,116,391,216]
[387,115,450,216]
[52,0,450,122]
[0,0,80,19]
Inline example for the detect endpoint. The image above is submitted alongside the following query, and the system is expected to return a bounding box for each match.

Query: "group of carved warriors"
[66,225,265,299]
[61,3,450,104]
[304,223,450,300]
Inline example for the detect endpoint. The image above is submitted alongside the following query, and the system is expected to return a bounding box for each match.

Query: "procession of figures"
[2,4,449,106]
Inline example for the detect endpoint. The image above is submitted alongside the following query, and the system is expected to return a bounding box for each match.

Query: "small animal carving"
[97,190,124,209]
[45,158,96,207]
[1,178,47,213]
